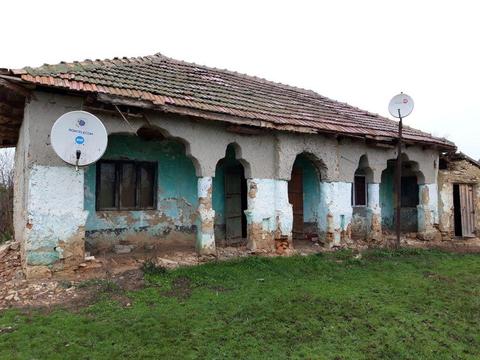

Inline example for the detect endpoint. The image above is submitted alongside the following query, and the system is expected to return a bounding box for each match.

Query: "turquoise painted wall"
[84,134,198,243]
[293,155,320,223]
[380,166,418,232]
[380,167,395,229]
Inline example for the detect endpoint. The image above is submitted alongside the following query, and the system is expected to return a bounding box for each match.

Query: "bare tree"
[0,148,14,242]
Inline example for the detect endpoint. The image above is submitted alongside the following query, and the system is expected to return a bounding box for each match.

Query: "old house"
[0,53,457,278]
[438,153,480,239]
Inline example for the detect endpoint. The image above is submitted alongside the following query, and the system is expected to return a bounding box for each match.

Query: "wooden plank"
[225,167,243,243]
[459,184,475,237]
[288,166,304,239]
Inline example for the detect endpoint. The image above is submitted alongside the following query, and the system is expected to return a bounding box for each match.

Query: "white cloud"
[1,0,479,158]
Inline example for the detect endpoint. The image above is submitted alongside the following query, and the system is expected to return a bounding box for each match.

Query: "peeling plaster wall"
[274,180,293,238]
[351,207,368,239]
[196,176,215,253]
[13,113,28,252]
[438,159,480,239]
[14,92,86,277]
[25,165,87,266]
[318,182,353,245]
[367,183,382,241]
[245,179,277,250]
[84,134,198,250]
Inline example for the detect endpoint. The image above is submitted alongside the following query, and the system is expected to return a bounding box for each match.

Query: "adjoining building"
[0,53,459,278]
[438,153,480,240]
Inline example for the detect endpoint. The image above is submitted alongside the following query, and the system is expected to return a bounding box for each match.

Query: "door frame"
[453,183,476,238]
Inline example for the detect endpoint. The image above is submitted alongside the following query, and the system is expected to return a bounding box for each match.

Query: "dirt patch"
[2,235,480,311]
[162,276,192,300]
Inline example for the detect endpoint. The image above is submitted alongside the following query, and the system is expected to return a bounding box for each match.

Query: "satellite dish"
[51,111,108,167]
[388,93,414,118]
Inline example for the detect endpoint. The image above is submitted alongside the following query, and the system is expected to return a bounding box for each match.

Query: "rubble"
[113,244,134,254]
[1,236,480,311]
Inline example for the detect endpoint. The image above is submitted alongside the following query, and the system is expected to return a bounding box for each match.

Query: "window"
[401,176,419,207]
[352,175,367,206]
[96,160,157,210]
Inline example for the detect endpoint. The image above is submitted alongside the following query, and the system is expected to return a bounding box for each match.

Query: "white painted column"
[318,182,353,246]
[417,183,439,240]
[196,176,216,254]
[367,183,382,241]
[274,180,293,241]
[244,179,276,251]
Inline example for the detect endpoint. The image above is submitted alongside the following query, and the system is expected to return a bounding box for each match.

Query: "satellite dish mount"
[388,92,414,249]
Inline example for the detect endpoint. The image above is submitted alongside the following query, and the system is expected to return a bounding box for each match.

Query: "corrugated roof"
[9,53,454,148]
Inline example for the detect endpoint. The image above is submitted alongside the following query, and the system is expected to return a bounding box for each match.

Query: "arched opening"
[380,155,424,233]
[213,144,248,246]
[351,155,374,240]
[288,153,322,244]
[84,131,198,254]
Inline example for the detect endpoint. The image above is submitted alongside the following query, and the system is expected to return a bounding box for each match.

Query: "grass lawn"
[1,249,479,359]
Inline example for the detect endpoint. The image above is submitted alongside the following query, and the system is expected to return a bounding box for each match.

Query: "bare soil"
[1,236,480,311]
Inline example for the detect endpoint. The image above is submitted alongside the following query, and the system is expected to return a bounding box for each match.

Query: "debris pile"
[275,237,290,254]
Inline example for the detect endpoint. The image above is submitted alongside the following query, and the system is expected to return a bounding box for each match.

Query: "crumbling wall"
[318,182,353,246]
[14,92,87,278]
[438,159,480,239]
[84,134,198,251]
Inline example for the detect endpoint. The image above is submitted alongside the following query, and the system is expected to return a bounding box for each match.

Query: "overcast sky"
[2,0,479,158]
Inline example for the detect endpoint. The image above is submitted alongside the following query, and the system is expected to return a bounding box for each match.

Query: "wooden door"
[225,167,243,243]
[459,184,475,237]
[289,166,304,239]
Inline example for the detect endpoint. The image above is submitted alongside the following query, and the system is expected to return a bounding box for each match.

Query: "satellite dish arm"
[75,150,81,171]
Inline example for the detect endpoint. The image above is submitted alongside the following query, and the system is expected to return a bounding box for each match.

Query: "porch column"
[417,183,440,240]
[274,180,293,245]
[367,183,382,242]
[244,179,276,251]
[318,181,353,246]
[196,176,216,254]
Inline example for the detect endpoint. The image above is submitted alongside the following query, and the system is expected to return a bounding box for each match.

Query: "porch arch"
[380,154,425,233]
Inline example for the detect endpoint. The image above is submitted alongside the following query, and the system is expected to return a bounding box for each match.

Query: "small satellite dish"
[51,111,108,168]
[388,93,414,118]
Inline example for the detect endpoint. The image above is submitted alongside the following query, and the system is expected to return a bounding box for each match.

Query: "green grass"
[1,249,480,359]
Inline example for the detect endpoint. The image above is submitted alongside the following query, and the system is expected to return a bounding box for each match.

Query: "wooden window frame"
[96,160,157,211]
[352,175,367,207]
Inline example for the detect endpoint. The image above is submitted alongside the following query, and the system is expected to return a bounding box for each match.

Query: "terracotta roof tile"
[12,53,454,148]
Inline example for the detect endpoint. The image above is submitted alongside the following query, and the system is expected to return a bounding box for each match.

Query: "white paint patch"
[196,176,215,253]
[418,183,439,232]
[245,179,276,232]
[367,183,381,215]
[318,181,353,244]
[438,182,453,233]
[25,165,88,258]
[274,180,293,236]
[425,183,439,224]
[198,176,213,198]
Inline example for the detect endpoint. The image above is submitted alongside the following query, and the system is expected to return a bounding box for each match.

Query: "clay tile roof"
[9,53,454,148]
